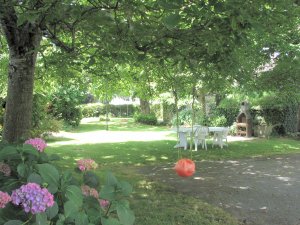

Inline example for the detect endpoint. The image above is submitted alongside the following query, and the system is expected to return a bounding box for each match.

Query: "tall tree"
[0,0,120,142]
[0,0,298,143]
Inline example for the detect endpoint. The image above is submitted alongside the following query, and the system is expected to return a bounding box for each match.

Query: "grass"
[46,118,300,225]
[64,117,170,133]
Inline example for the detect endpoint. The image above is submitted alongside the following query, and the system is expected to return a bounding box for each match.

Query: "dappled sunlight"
[161,156,168,160]
[145,156,157,161]
[274,144,300,150]
[193,176,205,180]
[102,155,115,159]
[231,186,250,190]
[48,130,175,146]
[276,176,291,182]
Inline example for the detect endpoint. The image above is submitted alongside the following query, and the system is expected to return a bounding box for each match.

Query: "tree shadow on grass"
[46,138,300,169]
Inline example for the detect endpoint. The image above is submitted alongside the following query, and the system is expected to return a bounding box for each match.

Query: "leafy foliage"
[31,93,63,137]
[0,141,134,225]
[256,94,299,134]
[172,107,209,127]
[133,113,157,125]
[49,86,85,127]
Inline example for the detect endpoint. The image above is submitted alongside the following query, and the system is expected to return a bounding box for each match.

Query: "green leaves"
[100,172,133,201]
[0,146,19,160]
[116,200,135,225]
[0,144,134,225]
[46,202,59,220]
[3,221,23,225]
[27,173,43,184]
[65,185,83,206]
[22,144,39,157]
[35,212,48,225]
[101,217,122,225]
[100,185,115,201]
[36,163,60,193]
[17,163,30,178]
[99,172,135,225]
[83,171,100,188]
[64,200,80,218]
[74,212,89,225]
[163,13,181,29]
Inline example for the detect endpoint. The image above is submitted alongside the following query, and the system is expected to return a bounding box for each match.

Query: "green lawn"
[46,118,300,225]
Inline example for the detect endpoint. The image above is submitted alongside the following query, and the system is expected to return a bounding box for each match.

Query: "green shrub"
[214,98,240,127]
[110,105,137,118]
[30,117,63,138]
[210,115,227,127]
[257,94,299,134]
[80,103,105,117]
[0,140,135,225]
[49,86,84,127]
[134,113,157,125]
[30,93,65,137]
[171,108,209,126]
[99,115,111,121]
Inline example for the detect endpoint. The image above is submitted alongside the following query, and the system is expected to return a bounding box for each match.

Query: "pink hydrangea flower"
[99,199,110,208]
[11,183,54,214]
[81,185,109,208]
[0,191,11,208]
[0,162,11,176]
[24,138,47,152]
[81,185,99,199]
[77,159,98,171]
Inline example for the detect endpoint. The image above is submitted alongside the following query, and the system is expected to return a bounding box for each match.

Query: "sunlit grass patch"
[46,118,300,225]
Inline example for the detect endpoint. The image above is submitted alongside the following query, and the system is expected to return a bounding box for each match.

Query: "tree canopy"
[0,0,299,142]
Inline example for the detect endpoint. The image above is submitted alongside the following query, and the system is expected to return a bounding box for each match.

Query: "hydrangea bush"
[77,158,98,171]
[0,139,134,225]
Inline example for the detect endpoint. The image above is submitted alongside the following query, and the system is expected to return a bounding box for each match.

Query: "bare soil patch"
[140,154,300,225]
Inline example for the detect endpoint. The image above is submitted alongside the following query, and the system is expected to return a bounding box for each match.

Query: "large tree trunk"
[1,9,42,143]
[140,99,150,114]
[3,50,39,143]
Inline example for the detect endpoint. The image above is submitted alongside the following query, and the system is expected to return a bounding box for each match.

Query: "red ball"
[174,158,195,177]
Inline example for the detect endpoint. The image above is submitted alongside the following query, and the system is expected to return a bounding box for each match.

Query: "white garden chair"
[174,131,188,150]
[194,126,209,151]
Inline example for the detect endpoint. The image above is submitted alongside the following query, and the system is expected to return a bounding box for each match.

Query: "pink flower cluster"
[81,185,109,208]
[0,191,11,208]
[99,199,109,208]
[24,138,47,152]
[0,162,11,176]
[77,159,98,171]
[11,183,54,214]
[81,185,99,199]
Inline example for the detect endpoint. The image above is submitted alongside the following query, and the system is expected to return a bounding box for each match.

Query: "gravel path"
[140,154,300,225]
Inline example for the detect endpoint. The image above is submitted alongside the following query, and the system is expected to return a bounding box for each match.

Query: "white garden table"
[172,126,228,149]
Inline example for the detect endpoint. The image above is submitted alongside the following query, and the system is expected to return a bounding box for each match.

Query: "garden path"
[140,154,300,225]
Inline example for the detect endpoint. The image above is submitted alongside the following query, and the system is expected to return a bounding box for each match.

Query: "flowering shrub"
[81,184,99,198]
[77,158,98,171]
[99,199,110,208]
[24,138,47,152]
[11,183,54,214]
[0,191,11,208]
[0,162,11,176]
[81,185,110,208]
[0,139,134,225]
